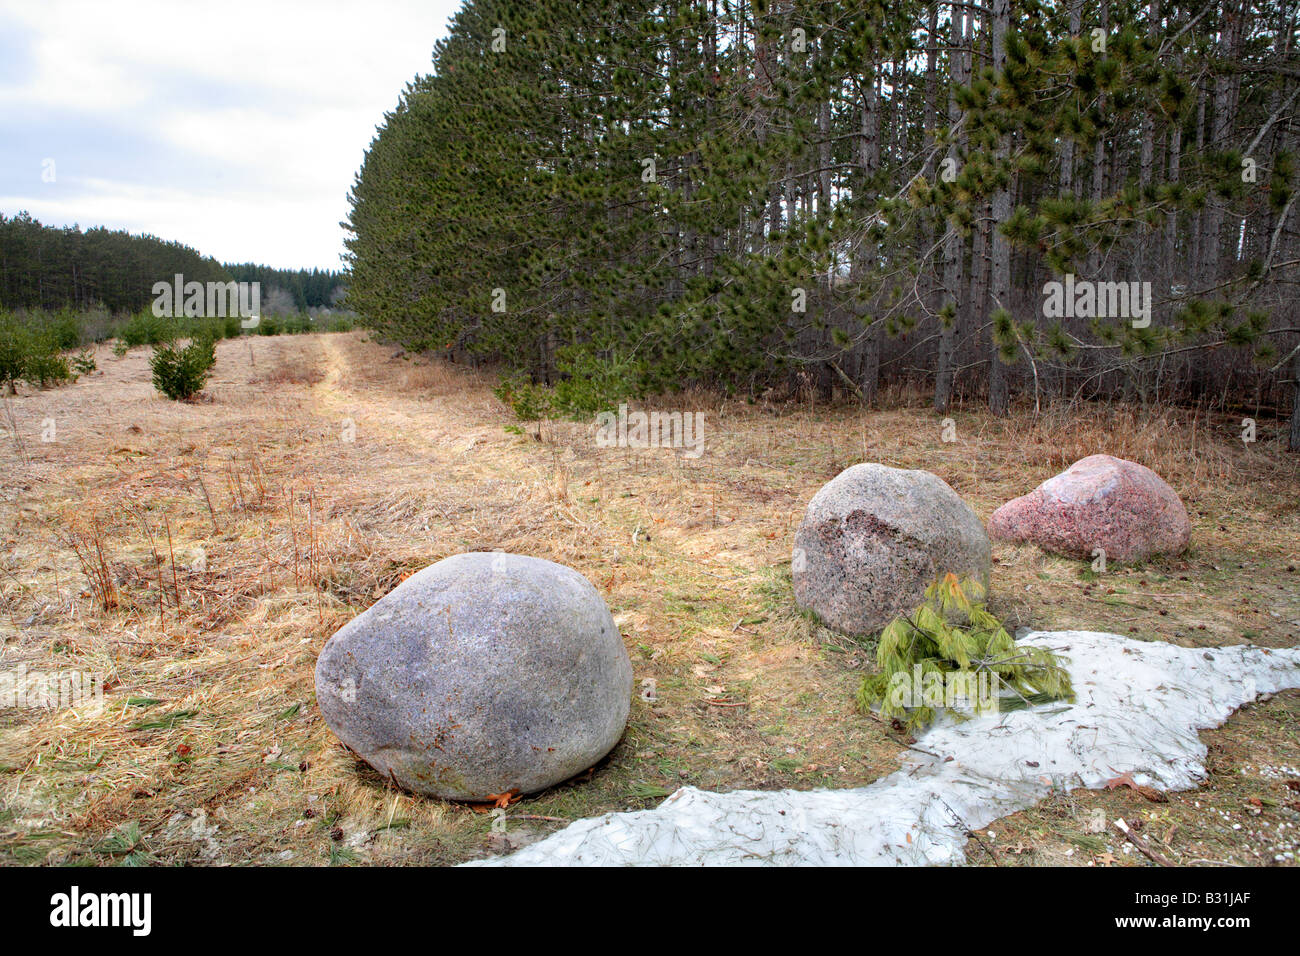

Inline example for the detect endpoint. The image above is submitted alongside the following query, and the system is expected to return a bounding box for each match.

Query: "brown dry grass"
[0,331,1296,866]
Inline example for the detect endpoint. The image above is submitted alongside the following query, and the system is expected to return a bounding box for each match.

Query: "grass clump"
[856,574,1074,731]
[150,335,216,401]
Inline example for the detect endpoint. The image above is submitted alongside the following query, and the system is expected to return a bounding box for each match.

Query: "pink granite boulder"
[989,455,1190,562]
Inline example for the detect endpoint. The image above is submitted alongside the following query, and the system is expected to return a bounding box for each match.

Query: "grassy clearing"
[0,331,1296,866]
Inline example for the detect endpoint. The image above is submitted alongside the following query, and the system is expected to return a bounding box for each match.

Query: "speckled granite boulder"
[792,464,991,636]
[988,455,1190,562]
[315,553,632,801]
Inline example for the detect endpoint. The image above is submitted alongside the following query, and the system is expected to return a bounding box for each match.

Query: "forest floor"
[1,330,1297,867]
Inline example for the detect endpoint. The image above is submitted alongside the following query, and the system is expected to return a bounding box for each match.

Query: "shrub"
[493,351,638,423]
[150,335,216,401]
[307,311,355,333]
[49,309,84,350]
[72,349,97,375]
[0,316,32,393]
[80,306,116,343]
[0,317,74,391]
[119,311,175,347]
[551,348,638,420]
[493,375,553,421]
[257,315,283,336]
[223,315,243,338]
[25,350,72,387]
[181,316,229,342]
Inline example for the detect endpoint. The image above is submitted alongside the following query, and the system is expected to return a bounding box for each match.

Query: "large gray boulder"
[792,463,991,636]
[315,552,632,801]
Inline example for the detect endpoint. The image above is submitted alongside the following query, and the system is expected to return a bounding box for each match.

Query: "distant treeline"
[0,212,231,313]
[0,212,348,314]
[225,263,348,311]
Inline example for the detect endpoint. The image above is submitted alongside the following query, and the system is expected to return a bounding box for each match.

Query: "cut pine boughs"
[857,574,1073,731]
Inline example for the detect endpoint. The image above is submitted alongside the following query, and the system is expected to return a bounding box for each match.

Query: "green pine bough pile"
[857,574,1074,731]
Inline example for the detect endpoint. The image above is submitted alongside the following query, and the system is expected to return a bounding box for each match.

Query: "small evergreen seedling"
[120,311,174,347]
[151,336,216,401]
[24,350,72,387]
[0,317,73,391]
[493,376,552,421]
[0,317,33,393]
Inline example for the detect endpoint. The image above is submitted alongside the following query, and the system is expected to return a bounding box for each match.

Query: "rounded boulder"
[315,552,632,801]
[988,454,1189,562]
[792,463,991,636]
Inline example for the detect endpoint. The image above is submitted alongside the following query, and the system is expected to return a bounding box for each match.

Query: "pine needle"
[857,574,1074,731]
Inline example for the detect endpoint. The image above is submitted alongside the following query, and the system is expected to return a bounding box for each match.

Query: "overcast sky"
[0,0,462,270]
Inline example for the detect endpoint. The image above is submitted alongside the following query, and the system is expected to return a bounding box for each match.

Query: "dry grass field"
[1,331,1297,866]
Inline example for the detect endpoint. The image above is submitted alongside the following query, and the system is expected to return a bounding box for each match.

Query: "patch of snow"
[467,631,1300,866]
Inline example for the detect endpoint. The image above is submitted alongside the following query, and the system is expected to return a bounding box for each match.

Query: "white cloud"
[0,0,463,268]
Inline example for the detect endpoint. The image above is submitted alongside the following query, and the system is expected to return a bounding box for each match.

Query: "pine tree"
[343,0,1300,443]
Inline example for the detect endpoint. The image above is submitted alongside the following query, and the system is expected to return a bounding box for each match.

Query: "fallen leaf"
[1105,768,1168,802]
[1104,770,1138,790]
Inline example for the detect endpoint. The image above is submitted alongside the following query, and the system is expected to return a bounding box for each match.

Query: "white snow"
[467,631,1300,866]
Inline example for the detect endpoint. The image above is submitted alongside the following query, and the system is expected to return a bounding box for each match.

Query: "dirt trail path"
[0,332,867,866]
[309,334,516,478]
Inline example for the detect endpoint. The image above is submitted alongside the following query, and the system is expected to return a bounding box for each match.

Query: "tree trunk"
[1139,0,1160,191]
[1200,1,1242,286]
[1087,0,1110,278]
[988,0,1012,416]
[854,54,882,404]
[1291,345,1300,452]
[1060,0,1082,196]
[935,0,967,412]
